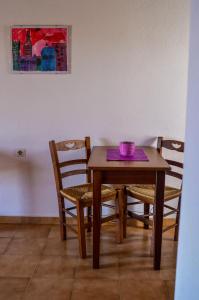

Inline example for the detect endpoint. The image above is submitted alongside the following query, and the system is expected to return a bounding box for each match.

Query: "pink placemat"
[107,148,149,161]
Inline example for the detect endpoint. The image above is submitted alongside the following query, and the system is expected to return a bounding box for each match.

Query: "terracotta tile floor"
[0,222,177,300]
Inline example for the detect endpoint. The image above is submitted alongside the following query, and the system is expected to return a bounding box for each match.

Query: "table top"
[88,146,170,171]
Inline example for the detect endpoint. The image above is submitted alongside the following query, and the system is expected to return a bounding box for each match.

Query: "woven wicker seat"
[61,184,116,205]
[127,184,181,205]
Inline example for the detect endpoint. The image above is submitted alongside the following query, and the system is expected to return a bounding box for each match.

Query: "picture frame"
[11,25,72,74]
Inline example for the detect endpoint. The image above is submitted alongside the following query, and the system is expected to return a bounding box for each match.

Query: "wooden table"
[88,146,170,270]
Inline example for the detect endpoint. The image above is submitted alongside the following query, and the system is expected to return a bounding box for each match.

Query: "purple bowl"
[119,141,135,156]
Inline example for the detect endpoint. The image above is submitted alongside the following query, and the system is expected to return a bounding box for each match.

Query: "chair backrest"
[49,137,91,194]
[157,137,184,182]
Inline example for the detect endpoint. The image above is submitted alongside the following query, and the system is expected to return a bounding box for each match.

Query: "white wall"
[0,0,189,217]
[175,1,199,299]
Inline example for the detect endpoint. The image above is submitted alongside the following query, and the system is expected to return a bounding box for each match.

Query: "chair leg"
[77,202,87,258]
[58,195,67,240]
[150,213,155,257]
[87,206,92,232]
[144,203,150,229]
[174,195,181,241]
[123,189,127,239]
[116,189,125,243]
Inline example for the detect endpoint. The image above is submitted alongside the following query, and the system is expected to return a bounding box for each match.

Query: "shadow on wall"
[0,151,35,215]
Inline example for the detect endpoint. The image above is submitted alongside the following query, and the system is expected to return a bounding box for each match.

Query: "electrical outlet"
[15,149,26,159]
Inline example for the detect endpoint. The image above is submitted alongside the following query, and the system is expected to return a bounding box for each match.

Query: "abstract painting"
[11,26,71,73]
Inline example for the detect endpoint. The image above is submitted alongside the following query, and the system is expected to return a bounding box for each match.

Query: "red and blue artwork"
[11,26,71,73]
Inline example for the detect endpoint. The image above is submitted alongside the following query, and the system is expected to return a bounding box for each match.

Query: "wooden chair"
[125,137,184,241]
[49,137,123,258]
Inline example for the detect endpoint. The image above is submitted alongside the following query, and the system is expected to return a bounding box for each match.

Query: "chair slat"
[127,201,142,206]
[162,140,184,152]
[101,214,118,224]
[164,210,176,218]
[61,169,88,178]
[128,210,153,226]
[166,170,182,180]
[163,223,177,233]
[166,159,183,169]
[164,204,178,212]
[59,159,87,168]
[63,206,76,211]
[102,203,115,209]
[56,140,85,151]
[65,210,77,218]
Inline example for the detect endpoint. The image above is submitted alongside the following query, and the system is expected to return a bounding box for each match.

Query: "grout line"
[20,251,44,299]
[1,235,15,255]
[20,276,32,300]
[118,277,122,300]
[69,278,75,300]
[29,254,43,279]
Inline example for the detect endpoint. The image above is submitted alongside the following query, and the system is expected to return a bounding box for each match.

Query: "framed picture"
[11,25,71,73]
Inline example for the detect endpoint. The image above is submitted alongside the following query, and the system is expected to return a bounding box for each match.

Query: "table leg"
[153,171,165,270]
[93,170,102,269]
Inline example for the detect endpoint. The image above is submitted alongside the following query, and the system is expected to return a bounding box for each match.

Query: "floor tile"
[43,237,79,256]
[118,239,151,258]
[71,279,120,300]
[75,255,119,279]
[162,239,178,257]
[23,278,73,300]
[48,225,75,239]
[14,225,51,239]
[5,238,46,255]
[0,277,29,300]
[0,224,17,238]
[161,256,177,269]
[34,255,75,278]
[101,223,120,241]
[0,255,40,278]
[166,280,175,300]
[119,256,176,280]
[47,225,61,239]
[120,279,168,300]
[0,238,11,254]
